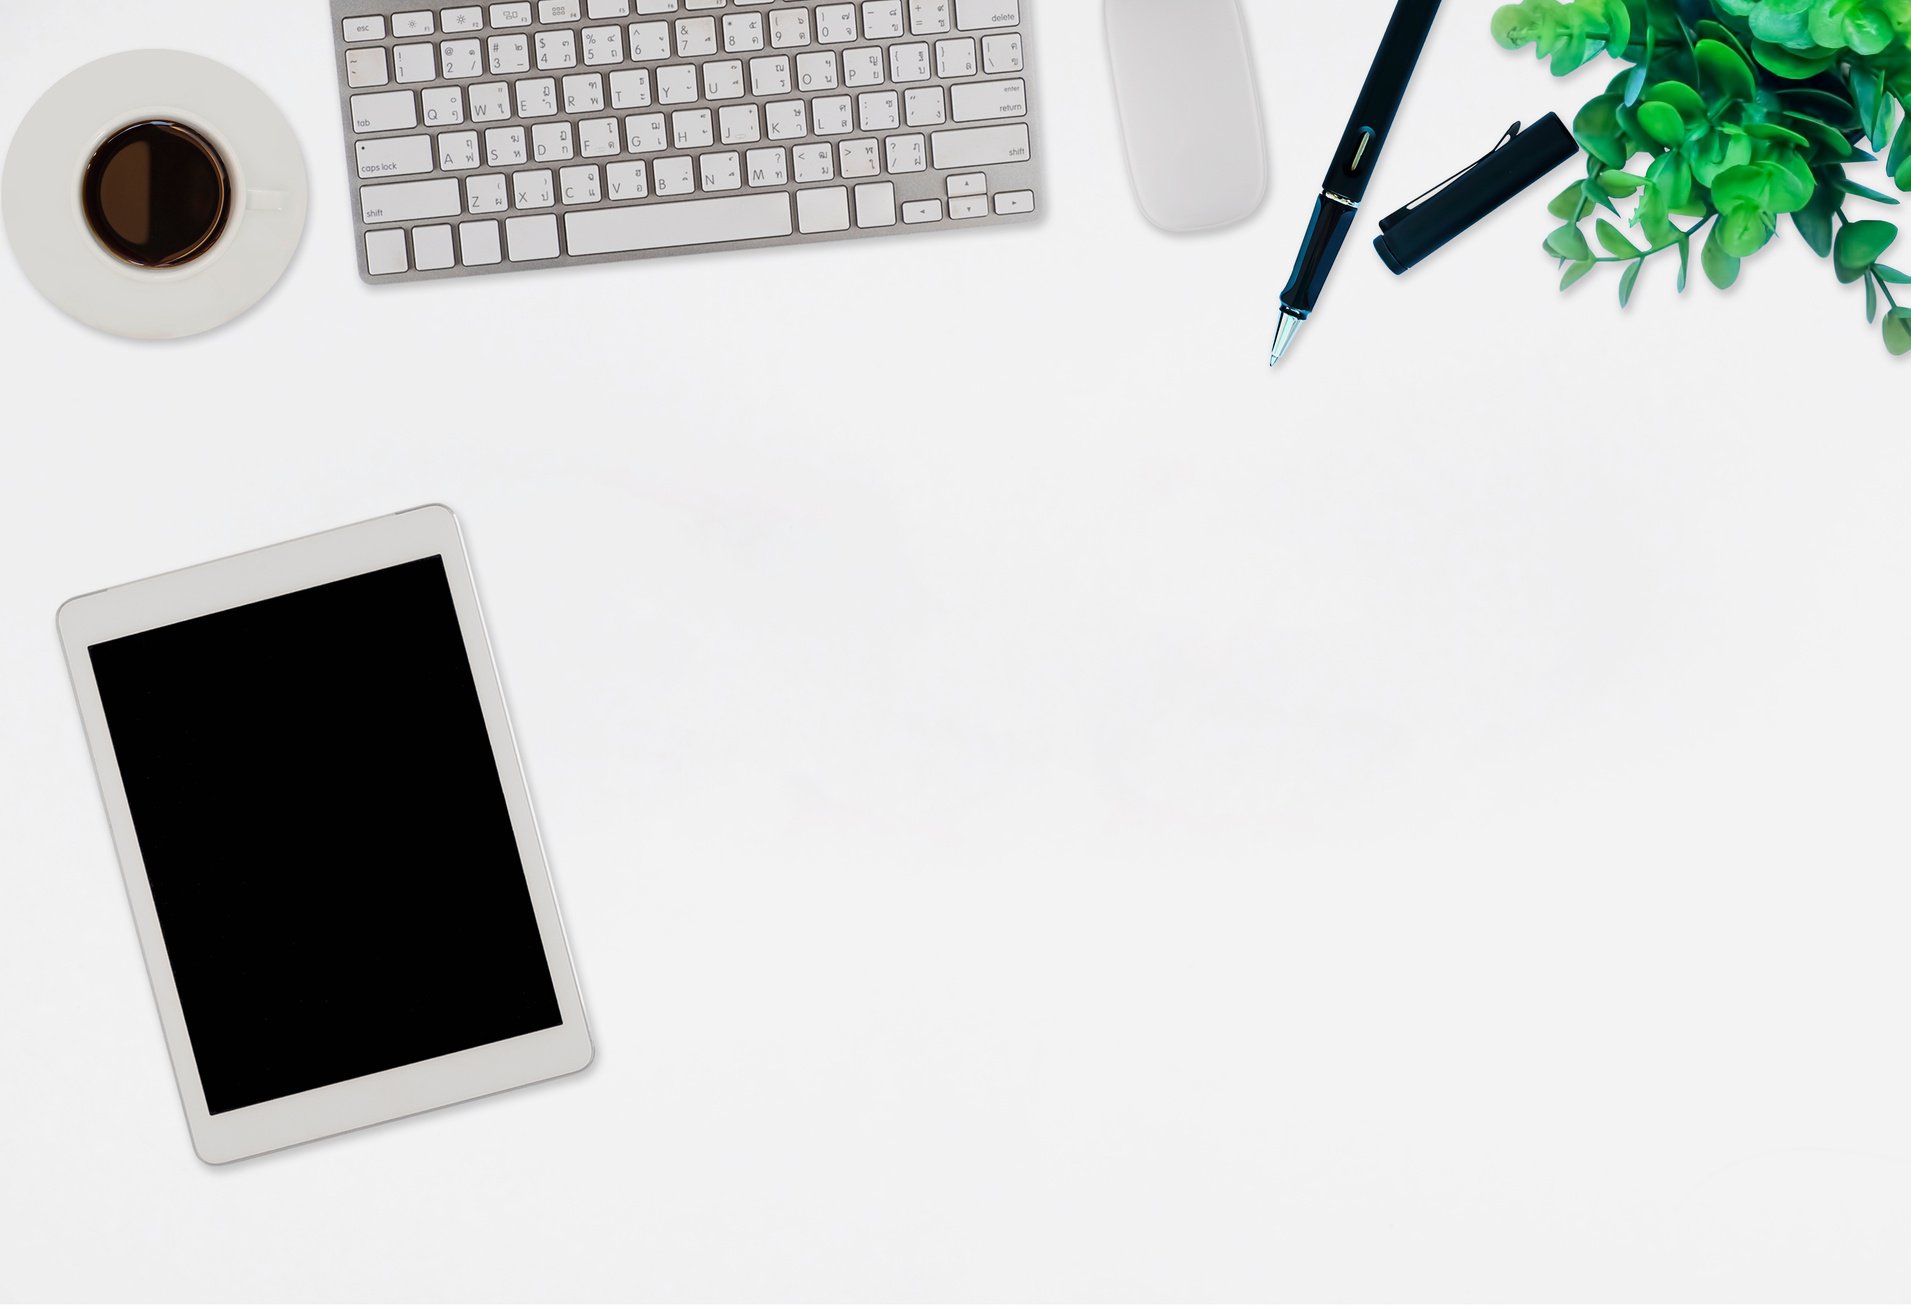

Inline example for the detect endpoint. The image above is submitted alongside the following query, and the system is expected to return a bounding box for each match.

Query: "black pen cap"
[1374,113,1578,275]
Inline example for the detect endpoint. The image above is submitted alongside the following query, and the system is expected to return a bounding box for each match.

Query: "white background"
[4,2,1910,1301]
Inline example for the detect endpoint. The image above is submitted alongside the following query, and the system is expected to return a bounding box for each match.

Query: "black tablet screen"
[89,557,562,1115]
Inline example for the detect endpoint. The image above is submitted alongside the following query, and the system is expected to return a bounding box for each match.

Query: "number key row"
[346,2,1019,46]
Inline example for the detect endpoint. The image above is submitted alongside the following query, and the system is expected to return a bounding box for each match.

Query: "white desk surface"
[4,4,1909,1302]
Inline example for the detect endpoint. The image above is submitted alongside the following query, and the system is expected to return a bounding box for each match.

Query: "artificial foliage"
[1493,0,1911,353]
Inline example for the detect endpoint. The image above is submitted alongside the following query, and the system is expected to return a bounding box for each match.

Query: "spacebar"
[565,194,794,256]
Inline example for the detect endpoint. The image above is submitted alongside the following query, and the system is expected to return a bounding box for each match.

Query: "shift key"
[359,177,462,224]
[931,123,1031,170]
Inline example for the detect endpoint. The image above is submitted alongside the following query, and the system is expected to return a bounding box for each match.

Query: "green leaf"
[1646,80,1707,122]
[1596,217,1641,257]
[1889,109,1911,179]
[1847,10,1894,57]
[1835,219,1898,280]
[1624,61,1648,106]
[1852,68,1889,148]
[1546,224,1595,262]
[1560,258,1596,290]
[1746,121,1812,148]
[1635,99,1687,146]
[1694,38,1756,102]
[1784,113,1855,159]
[1779,88,1860,130]
[1718,204,1774,257]
[1618,258,1642,307]
[1548,180,1588,220]
[1753,39,1837,80]
[1574,94,1631,169]
[1703,224,1742,288]
[1749,0,1812,47]
[1793,183,1836,256]
[1873,263,1911,283]
[1867,272,1880,322]
[1839,179,1901,205]
[1677,236,1691,292]
[1885,312,1911,355]
[1599,169,1646,196]
[1696,19,1755,68]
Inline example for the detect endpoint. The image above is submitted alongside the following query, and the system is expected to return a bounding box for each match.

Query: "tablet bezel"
[59,506,592,1164]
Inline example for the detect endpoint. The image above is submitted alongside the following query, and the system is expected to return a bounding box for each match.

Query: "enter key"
[950,78,1027,123]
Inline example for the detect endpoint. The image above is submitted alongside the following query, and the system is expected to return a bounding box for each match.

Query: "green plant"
[1493,0,1911,353]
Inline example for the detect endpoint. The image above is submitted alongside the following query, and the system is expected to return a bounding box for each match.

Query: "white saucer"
[2,51,307,341]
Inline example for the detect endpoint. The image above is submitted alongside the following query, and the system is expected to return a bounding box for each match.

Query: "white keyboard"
[328,0,1042,282]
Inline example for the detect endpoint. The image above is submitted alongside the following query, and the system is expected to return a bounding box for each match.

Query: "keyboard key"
[507,213,561,259]
[607,160,650,198]
[699,151,742,190]
[366,228,409,274]
[745,147,786,186]
[862,2,904,39]
[395,43,438,83]
[838,138,879,178]
[930,122,1029,168]
[343,16,388,42]
[584,25,626,64]
[414,223,457,269]
[460,219,503,264]
[653,157,695,195]
[792,143,834,182]
[854,181,895,228]
[949,194,987,219]
[442,39,485,78]
[950,77,1025,122]
[346,48,390,88]
[423,86,465,124]
[351,91,418,133]
[514,168,555,207]
[889,42,931,81]
[566,191,793,252]
[467,174,509,211]
[884,133,925,172]
[442,7,485,32]
[587,0,632,15]
[394,11,437,36]
[490,34,531,73]
[492,3,534,26]
[904,87,945,126]
[816,4,857,42]
[936,37,976,77]
[360,177,463,223]
[946,171,986,197]
[770,9,812,48]
[796,186,850,233]
[955,0,1017,29]
[902,198,942,223]
[357,135,436,179]
[909,0,951,35]
[993,189,1034,215]
[561,165,602,202]
[439,131,482,170]
[982,31,1022,73]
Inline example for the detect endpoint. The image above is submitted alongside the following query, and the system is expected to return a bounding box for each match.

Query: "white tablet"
[59,507,592,1163]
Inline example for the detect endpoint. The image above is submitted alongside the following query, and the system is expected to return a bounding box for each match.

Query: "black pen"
[1270,0,1445,367]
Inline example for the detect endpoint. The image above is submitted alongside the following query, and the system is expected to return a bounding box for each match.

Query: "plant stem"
[1580,214,1716,264]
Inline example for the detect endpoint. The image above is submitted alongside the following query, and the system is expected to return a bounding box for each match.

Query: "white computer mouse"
[1106,0,1269,233]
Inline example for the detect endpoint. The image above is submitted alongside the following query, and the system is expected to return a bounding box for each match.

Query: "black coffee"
[82,121,232,269]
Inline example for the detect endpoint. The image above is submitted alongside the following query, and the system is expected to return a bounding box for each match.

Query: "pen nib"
[1269,310,1305,368]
